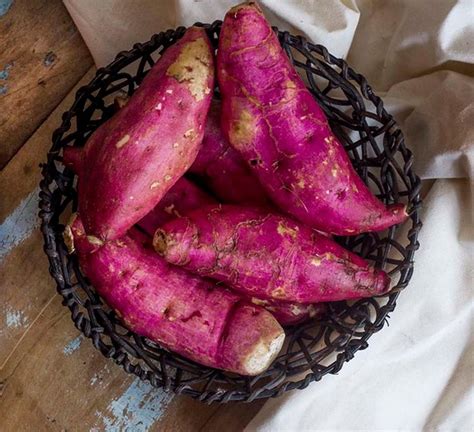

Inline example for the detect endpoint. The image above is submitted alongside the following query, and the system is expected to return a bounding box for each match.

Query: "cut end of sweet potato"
[242,331,285,375]
[220,304,285,375]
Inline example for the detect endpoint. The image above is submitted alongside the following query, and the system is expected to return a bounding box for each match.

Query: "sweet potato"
[217,3,408,235]
[65,215,285,376]
[189,101,269,204]
[78,26,214,241]
[154,205,391,303]
[137,177,215,236]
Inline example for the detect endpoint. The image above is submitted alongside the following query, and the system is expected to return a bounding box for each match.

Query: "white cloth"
[63,1,473,430]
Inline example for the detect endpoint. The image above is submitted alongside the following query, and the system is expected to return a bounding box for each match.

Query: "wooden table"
[0,2,264,430]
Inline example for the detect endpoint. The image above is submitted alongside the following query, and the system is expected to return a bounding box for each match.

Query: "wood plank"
[154,400,220,432]
[0,67,96,367]
[197,400,265,432]
[0,67,262,431]
[0,0,93,169]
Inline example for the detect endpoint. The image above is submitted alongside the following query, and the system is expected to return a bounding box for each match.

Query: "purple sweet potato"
[78,26,214,242]
[189,101,269,204]
[217,3,408,236]
[137,177,215,236]
[154,205,391,303]
[65,215,285,376]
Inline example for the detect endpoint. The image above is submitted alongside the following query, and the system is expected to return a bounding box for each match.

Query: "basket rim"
[38,20,422,403]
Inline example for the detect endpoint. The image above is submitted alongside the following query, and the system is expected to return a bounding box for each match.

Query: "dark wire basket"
[38,21,422,403]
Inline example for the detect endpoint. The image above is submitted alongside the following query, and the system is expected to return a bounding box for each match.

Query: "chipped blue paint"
[0,84,7,95]
[93,378,173,432]
[0,63,12,80]
[5,306,29,328]
[63,335,83,355]
[0,0,13,17]
[0,187,40,263]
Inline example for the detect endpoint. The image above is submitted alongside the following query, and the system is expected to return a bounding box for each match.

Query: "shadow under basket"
[38,21,422,403]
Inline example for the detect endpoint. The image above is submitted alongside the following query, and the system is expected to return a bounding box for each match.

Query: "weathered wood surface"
[0,66,263,431]
[0,0,93,169]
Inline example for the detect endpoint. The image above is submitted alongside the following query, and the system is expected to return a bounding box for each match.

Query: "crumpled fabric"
[63,1,473,430]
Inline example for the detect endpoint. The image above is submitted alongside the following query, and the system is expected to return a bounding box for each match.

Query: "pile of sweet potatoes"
[64,3,407,376]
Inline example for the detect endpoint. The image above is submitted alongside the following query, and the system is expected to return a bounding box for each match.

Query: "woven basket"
[38,21,422,403]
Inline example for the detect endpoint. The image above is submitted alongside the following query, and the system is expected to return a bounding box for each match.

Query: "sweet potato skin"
[62,147,215,236]
[190,101,268,204]
[63,146,83,174]
[250,298,327,326]
[155,205,390,303]
[101,95,268,205]
[217,3,407,235]
[137,178,319,325]
[137,177,215,236]
[79,27,214,241]
[136,178,316,324]
[67,215,284,375]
